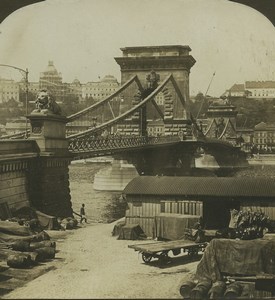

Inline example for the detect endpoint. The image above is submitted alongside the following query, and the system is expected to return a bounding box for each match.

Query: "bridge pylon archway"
[115,45,196,137]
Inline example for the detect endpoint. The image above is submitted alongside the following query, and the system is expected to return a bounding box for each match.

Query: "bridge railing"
[68,134,182,156]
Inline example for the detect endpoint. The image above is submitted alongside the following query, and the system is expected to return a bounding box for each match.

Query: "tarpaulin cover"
[154,213,200,240]
[0,221,32,236]
[14,206,58,230]
[112,220,126,236]
[196,238,275,282]
[118,224,146,240]
[0,221,33,243]
[36,210,58,230]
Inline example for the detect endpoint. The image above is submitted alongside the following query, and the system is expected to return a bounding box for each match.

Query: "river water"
[69,162,123,223]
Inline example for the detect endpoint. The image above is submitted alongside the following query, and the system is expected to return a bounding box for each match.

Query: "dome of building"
[72,78,81,85]
[44,61,59,74]
[100,75,118,83]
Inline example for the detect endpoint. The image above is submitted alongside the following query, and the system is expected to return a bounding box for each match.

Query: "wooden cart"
[128,240,207,264]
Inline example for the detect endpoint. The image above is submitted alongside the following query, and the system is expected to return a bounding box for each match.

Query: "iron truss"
[68,135,182,157]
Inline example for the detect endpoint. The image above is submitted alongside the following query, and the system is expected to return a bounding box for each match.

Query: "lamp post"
[0,64,29,138]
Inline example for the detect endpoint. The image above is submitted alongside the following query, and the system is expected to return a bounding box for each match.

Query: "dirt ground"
[3,220,199,299]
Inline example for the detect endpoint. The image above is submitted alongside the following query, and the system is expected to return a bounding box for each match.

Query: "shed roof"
[124,176,275,198]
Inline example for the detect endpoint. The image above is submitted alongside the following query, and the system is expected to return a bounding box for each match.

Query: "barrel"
[190,280,212,299]
[224,282,243,299]
[34,247,55,261]
[30,240,56,251]
[179,281,197,298]
[208,281,226,299]
[7,254,32,268]
[11,240,30,252]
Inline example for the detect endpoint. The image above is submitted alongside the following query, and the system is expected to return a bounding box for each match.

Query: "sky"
[0,0,275,96]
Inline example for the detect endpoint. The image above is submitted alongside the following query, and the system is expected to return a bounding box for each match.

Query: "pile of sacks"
[0,220,56,268]
[10,206,78,231]
[0,220,56,269]
[7,234,56,268]
[58,217,78,231]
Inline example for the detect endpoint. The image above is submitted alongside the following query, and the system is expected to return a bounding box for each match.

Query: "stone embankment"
[3,221,199,299]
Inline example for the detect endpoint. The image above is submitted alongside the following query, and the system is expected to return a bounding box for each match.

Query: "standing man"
[80,203,87,224]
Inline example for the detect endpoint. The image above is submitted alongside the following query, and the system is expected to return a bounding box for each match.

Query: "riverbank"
[4,221,198,299]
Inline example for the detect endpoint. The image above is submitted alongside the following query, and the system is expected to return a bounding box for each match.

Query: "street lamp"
[0,64,29,138]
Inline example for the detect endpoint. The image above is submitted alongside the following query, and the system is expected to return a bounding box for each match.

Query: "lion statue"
[32,89,62,115]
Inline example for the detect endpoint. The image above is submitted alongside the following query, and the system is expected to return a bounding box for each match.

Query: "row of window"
[84,93,112,98]
[0,92,19,95]
[256,132,275,137]
[83,88,117,92]
[255,139,275,144]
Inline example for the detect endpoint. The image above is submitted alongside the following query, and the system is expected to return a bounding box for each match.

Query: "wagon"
[128,239,207,264]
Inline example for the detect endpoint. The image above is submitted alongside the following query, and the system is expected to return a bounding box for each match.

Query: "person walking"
[80,203,87,224]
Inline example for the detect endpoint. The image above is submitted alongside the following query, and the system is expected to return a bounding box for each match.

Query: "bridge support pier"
[123,143,197,176]
[27,114,73,218]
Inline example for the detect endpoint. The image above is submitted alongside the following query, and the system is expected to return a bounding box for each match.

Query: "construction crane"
[196,72,216,119]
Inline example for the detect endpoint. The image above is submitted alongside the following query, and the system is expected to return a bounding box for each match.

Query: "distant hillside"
[230,97,275,129]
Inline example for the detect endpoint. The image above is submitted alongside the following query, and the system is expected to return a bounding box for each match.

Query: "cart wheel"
[142,253,152,263]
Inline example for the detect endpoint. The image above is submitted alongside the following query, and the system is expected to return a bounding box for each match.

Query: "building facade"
[253,122,275,151]
[81,75,119,101]
[227,81,275,100]
[0,78,20,103]
[245,81,275,99]
[147,119,165,136]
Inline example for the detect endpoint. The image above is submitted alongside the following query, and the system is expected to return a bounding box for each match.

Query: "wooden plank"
[128,240,207,254]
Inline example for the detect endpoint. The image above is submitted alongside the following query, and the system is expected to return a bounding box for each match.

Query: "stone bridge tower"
[115,45,196,125]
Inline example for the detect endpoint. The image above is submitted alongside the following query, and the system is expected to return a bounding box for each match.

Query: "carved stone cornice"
[0,160,29,173]
[115,56,196,72]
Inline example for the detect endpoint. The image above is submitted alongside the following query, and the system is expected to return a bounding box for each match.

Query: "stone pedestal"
[27,113,73,218]
[28,114,68,155]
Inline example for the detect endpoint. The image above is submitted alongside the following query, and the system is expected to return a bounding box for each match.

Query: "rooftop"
[229,84,245,92]
[254,122,275,130]
[124,176,275,198]
[245,81,275,89]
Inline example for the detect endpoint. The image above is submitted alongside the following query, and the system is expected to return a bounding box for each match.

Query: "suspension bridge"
[0,45,248,217]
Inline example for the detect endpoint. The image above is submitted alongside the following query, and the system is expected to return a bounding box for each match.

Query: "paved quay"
[3,221,198,299]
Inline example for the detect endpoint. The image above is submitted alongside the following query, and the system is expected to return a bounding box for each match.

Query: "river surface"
[69,162,122,223]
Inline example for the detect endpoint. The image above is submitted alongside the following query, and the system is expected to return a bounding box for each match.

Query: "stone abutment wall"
[0,123,73,219]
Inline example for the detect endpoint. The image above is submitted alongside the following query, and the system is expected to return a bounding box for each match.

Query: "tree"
[190,92,209,118]
[60,94,81,116]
